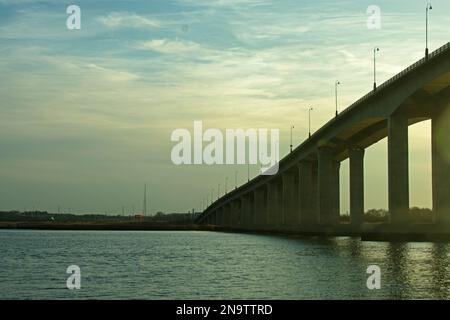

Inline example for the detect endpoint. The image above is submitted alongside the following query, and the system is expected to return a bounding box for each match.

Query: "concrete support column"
[282,171,299,230]
[388,113,410,226]
[298,160,317,227]
[224,204,232,227]
[218,208,224,226]
[254,188,267,229]
[311,162,318,223]
[266,181,280,228]
[276,179,283,227]
[432,107,450,225]
[231,200,241,228]
[247,192,256,230]
[349,148,365,228]
[212,211,217,225]
[240,196,247,229]
[241,194,254,229]
[318,146,338,226]
[215,211,220,225]
[332,161,341,222]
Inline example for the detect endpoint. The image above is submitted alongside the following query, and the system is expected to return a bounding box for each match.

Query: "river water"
[1,229,449,299]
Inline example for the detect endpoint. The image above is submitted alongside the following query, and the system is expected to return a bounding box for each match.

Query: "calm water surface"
[1,229,450,299]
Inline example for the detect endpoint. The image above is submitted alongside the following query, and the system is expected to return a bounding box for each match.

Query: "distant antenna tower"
[143,183,147,216]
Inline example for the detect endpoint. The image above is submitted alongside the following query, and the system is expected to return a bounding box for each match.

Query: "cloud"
[97,12,160,28]
[86,63,139,82]
[137,38,202,54]
[176,0,270,8]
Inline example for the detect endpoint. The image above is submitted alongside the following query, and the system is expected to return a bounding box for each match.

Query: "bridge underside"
[198,45,450,237]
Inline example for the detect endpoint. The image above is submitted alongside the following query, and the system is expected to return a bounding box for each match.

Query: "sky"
[0,0,449,215]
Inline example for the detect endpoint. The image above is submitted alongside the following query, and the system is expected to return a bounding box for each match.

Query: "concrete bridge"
[196,43,450,237]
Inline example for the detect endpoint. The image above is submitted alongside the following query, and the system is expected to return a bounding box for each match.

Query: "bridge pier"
[218,207,224,226]
[254,187,267,230]
[266,180,280,229]
[231,199,241,228]
[298,161,317,229]
[212,210,217,226]
[224,203,232,228]
[432,106,450,225]
[249,194,255,228]
[276,179,283,227]
[318,146,339,226]
[388,113,410,227]
[240,196,248,229]
[332,161,341,222]
[241,194,255,229]
[211,211,217,226]
[349,148,365,229]
[282,171,299,230]
[311,162,318,225]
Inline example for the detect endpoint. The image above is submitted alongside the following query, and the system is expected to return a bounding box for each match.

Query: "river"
[1,229,449,299]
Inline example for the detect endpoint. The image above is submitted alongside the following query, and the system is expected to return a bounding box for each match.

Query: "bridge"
[196,43,450,237]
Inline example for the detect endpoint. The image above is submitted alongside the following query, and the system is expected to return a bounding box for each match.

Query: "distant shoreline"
[3,221,450,242]
[0,221,211,231]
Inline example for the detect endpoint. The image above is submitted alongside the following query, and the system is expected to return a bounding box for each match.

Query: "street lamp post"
[218,183,220,199]
[290,125,294,153]
[426,3,432,58]
[308,107,313,138]
[234,171,237,189]
[335,80,340,117]
[225,177,228,194]
[373,47,380,90]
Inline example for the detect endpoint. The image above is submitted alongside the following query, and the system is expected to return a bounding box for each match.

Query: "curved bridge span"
[196,43,450,236]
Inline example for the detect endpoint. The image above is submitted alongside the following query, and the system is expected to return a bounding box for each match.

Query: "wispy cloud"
[137,38,202,54]
[176,0,270,8]
[97,12,160,28]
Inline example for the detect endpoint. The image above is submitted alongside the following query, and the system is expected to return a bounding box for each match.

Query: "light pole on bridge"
[290,125,294,153]
[308,107,313,138]
[335,80,340,117]
[373,47,380,91]
[225,177,228,194]
[426,3,433,58]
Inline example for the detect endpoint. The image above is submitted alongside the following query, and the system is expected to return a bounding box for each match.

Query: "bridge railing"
[342,42,450,118]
